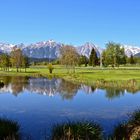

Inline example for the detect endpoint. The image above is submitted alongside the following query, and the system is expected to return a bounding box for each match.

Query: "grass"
[0,65,140,89]
[51,121,102,140]
[113,109,140,140]
[0,109,140,139]
[0,118,20,140]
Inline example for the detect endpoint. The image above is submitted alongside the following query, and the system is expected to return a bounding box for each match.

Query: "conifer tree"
[89,48,98,66]
[130,54,135,64]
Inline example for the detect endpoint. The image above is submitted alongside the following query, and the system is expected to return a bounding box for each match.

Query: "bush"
[113,109,140,140]
[47,63,54,74]
[51,121,102,140]
[0,118,20,140]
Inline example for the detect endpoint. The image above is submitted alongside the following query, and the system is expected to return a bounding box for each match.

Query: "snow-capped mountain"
[0,40,140,59]
[22,40,62,59]
[0,43,15,54]
[78,43,140,58]
[123,45,140,57]
[0,40,62,59]
[77,42,103,58]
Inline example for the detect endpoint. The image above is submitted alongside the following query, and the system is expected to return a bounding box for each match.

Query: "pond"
[0,76,140,139]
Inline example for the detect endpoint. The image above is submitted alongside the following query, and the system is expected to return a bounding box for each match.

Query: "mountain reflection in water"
[0,76,139,100]
[0,76,140,139]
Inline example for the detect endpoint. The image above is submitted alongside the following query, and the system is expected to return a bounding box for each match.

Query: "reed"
[113,109,140,140]
[51,121,102,140]
[0,118,20,140]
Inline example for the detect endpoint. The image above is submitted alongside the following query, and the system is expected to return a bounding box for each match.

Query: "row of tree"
[59,42,137,72]
[102,42,137,67]
[0,46,29,72]
[0,43,137,73]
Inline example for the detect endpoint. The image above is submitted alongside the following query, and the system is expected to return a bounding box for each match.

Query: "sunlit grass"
[0,65,140,86]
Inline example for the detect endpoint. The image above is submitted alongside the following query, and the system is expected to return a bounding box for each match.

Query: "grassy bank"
[0,65,140,87]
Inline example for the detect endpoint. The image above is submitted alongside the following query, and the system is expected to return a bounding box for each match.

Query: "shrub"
[113,109,140,140]
[0,118,20,140]
[47,63,54,74]
[51,121,102,140]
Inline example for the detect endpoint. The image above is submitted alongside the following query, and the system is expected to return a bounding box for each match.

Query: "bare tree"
[10,46,23,72]
[59,45,79,73]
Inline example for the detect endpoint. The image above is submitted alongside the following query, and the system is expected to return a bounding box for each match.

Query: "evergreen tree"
[130,54,135,64]
[89,48,98,66]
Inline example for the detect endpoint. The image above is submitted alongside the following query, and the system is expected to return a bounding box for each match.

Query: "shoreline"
[0,67,140,91]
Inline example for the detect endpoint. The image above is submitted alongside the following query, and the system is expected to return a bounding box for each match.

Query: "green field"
[0,65,140,84]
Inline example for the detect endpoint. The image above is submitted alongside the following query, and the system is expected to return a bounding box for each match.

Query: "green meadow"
[0,65,140,83]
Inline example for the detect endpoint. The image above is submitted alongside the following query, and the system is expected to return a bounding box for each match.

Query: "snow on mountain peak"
[123,45,140,57]
[77,42,103,58]
[0,40,140,59]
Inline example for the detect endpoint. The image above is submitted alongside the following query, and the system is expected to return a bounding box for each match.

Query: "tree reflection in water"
[105,88,125,100]
[11,76,29,96]
[103,87,139,100]
[58,79,80,100]
[0,76,29,96]
[0,76,139,99]
[0,82,4,89]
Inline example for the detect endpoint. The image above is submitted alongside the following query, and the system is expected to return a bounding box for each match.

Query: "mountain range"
[0,40,140,59]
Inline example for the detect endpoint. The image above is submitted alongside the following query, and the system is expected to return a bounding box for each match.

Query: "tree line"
[59,42,137,72]
[0,42,138,73]
[0,46,29,72]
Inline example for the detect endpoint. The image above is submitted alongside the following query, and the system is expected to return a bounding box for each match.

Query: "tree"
[102,51,107,67]
[118,48,127,65]
[10,46,24,72]
[89,48,98,67]
[47,63,54,74]
[103,42,126,67]
[22,56,29,72]
[59,45,79,73]
[78,55,89,67]
[0,54,10,71]
[129,54,135,64]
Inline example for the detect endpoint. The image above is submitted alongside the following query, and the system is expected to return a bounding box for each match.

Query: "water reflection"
[0,76,139,100]
[27,78,59,96]
[0,76,29,96]
[0,77,82,99]
[105,88,125,100]
[0,76,140,139]
[57,79,80,100]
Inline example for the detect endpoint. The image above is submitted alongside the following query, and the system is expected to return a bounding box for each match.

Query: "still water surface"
[0,76,140,139]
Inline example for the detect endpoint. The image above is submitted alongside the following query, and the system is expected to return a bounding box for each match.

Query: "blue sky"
[0,0,140,47]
